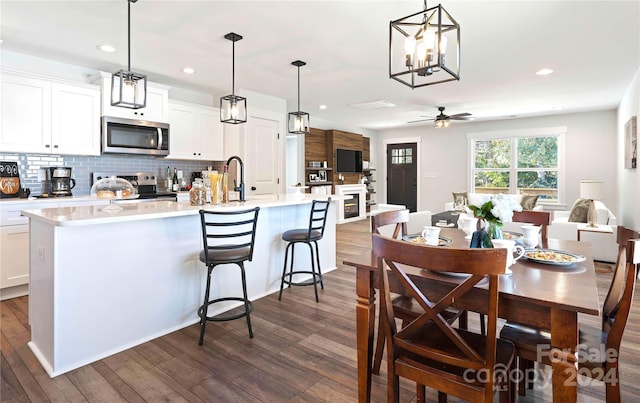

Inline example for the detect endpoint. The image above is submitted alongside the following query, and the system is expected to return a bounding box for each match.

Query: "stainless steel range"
[92,172,177,201]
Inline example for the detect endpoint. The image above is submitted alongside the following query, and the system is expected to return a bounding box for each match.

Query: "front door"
[386,143,417,212]
[245,116,280,196]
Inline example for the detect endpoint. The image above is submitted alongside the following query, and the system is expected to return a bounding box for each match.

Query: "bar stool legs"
[278,240,324,302]
[198,262,254,345]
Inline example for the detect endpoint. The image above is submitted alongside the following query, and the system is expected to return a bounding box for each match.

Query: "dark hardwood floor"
[1,219,639,402]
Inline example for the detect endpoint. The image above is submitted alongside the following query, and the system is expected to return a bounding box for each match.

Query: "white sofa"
[547,200,618,263]
[444,193,543,212]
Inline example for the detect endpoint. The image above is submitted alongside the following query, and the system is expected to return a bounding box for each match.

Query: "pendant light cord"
[127,0,131,72]
[297,65,301,111]
[231,39,235,96]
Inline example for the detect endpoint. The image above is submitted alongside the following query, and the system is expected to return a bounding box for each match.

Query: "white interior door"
[245,115,280,196]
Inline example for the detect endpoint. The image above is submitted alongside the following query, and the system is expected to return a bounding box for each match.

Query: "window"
[391,147,413,164]
[469,127,565,204]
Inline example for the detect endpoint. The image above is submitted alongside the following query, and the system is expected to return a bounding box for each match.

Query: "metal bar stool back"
[278,199,331,302]
[198,207,260,344]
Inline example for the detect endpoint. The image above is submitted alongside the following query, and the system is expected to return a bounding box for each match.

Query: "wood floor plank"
[2,218,640,402]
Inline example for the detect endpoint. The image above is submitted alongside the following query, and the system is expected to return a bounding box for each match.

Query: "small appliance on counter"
[34,166,76,198]
[49,167,76,196]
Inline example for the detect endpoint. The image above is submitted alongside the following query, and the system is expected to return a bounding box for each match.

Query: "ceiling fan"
[409,106,473,128]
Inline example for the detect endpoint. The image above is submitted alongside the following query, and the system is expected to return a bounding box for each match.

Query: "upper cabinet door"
[167,102,198,159]
[166,100,223,161]
[0,73,51,153]
[198,107,224,161]
[51,83,101,156]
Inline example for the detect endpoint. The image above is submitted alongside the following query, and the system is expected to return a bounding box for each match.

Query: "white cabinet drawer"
[0,201,58,226]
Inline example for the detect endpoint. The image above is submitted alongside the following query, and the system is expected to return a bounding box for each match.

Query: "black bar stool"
[198,207,260,345]
[278,199,331,302]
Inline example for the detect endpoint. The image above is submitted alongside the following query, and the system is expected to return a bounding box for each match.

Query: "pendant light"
[288,60,310,134]
[389,0,460,89]
[111,0,147,109]
[220,32,247,124]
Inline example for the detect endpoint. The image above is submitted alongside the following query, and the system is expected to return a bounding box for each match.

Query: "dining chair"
[369,209,470,376]
[372,234,515,402]
[511,210,552,244]
[500,226,640,400]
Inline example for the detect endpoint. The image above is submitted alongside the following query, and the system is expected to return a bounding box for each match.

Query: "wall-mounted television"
[336,148,363,173]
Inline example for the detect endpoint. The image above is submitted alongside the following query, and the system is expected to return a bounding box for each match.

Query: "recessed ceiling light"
[536,68,554,76]
[183,67,195,74]
[97,44,116,53]
[319,104,327,110]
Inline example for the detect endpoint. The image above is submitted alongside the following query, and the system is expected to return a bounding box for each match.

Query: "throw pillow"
[452,192,468,209]
[520,194,539,210]
[568,198,590,223]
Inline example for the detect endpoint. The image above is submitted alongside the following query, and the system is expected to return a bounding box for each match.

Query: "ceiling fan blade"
[408,118,435,123]
[448,112,472,120]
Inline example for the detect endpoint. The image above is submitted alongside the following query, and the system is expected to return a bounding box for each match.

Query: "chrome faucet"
[225,155,245,202]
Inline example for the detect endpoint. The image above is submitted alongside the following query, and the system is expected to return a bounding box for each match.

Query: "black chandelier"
[111,0,147,109]
[389,1,460,89]
[288,60,310,134]
[220,32,247,124]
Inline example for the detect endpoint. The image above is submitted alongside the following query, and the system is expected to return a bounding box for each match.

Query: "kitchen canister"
[0,161,21,199]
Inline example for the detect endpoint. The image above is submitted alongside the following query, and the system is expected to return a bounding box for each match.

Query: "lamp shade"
[580,180,604,200]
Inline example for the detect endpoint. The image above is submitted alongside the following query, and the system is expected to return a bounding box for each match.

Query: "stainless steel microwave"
[102,116,169,156]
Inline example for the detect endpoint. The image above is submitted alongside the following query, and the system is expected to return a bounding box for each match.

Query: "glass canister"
[189,178,206,206]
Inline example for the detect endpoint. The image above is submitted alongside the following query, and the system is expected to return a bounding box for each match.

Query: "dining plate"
[502,231,523,240]
[435,222,455,228]
[524,248,586,266]
[402,234,453,247]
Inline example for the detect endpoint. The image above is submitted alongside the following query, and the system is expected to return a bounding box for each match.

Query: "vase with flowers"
[468,195,522,246]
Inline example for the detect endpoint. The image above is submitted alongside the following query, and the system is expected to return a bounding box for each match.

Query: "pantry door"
[245,111,283,196]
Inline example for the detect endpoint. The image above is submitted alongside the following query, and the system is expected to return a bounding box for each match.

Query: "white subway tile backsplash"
[13,153,223,196]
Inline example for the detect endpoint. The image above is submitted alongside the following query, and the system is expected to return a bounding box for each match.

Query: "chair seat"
[199,246,252,265]
[394,327,515,395]
[500,321,607,368]
[282,229,323,242]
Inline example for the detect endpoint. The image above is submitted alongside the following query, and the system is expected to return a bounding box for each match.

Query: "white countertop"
[21,194,344,227]
[0,195,96,205]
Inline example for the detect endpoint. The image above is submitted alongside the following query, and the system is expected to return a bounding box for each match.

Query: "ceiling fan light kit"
[220,32,247,124]
[389,1,460,89]
[111,0,147,109]
[288,60,310,134]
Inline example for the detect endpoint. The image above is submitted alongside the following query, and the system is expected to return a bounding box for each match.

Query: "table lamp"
[580,180,604,227]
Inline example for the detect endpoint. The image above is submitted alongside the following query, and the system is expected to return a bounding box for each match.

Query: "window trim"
[467,126,566,205]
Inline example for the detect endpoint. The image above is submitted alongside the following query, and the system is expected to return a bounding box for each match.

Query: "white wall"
[617,68,640,229]
[373,110,618,215]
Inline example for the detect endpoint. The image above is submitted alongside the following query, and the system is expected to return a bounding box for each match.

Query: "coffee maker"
[48,167,76,196]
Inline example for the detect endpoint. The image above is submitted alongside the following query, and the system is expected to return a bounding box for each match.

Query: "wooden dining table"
[344,227,600,403]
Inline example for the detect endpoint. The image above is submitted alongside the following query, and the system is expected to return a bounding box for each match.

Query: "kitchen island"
[22,194,341,377]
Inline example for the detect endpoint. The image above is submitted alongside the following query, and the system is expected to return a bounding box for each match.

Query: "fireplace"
[344,193,360,219]
[335,184,367,224]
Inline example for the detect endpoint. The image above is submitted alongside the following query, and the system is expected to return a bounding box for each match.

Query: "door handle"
[251,186,257,191]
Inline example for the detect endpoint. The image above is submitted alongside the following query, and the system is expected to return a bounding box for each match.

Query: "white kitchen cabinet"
[0,198,109,300]
[51,82,101,155]
[167,100,223,161]
[0,71,101,156]
[1,72,51,153]
[0,225,29,289]
[93,72,170,123]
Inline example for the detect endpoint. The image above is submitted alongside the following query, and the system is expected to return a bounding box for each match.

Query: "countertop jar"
[189,178,206,206]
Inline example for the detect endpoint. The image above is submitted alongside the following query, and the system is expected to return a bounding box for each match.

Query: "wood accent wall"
[305,128,328,167]
[305,128,370,193]
[326,130,364,187]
